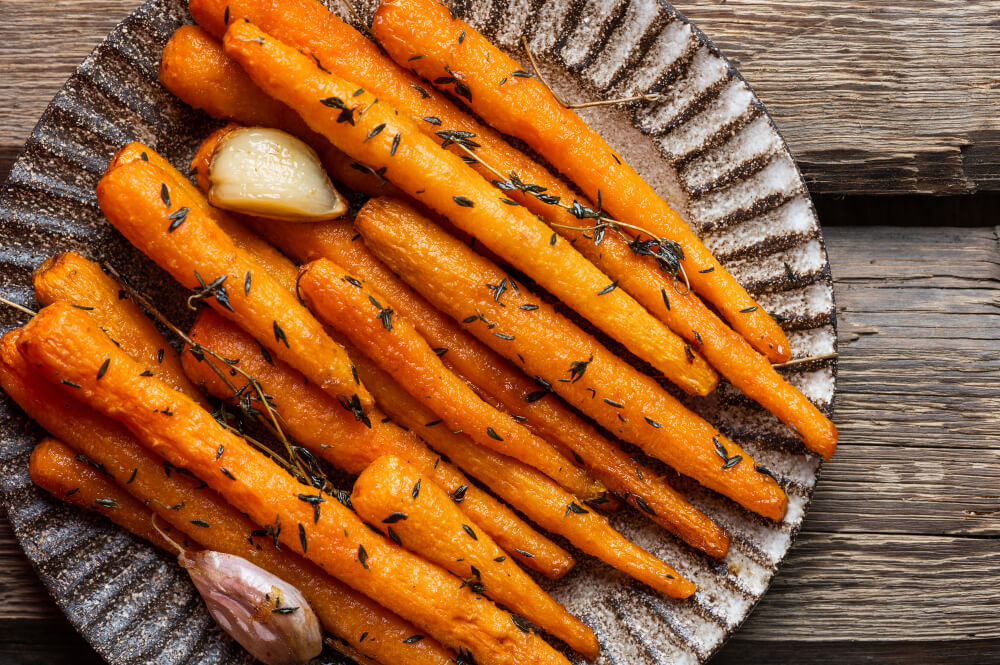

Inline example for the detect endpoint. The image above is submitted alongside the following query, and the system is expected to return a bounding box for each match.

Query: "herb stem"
[771,352,839,368]
[0,296,37,318]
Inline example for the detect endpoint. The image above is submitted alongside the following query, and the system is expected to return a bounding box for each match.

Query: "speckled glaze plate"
[0,0,837,663]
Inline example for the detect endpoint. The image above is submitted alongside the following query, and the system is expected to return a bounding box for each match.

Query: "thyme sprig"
[0,296,36,318]
[450,143,691,291]
[771,352,839,368]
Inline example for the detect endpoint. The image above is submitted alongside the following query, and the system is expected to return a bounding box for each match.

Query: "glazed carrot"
[160,25,394,197]
[108,141,300,293]
[30,438,176,552]
[2,345,454,665]
[297,257,606,503]
[17,303,569,665]
[353,455,599,659]
[183,309,573,578]
[221,20,716,397]
[356,200,789,521]
[97,156,371,410]
[348,349,696,598]
[31,251,206,405]
[373,0,790,363]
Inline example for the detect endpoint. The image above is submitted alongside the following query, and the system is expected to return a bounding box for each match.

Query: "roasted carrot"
[160,25,393,198]
[108,141,300,294]
[30,437,177,552]
[31,251,207,405]
[221,20,716,397]
[348,349,696,598]
[372,0,790,363]
[97,155,371,410]
[353,454,599,659]
[297,257,606,503]
[17,302,569,665]
[356,199,789,520]
[183,309,573,578]
[4,351,455,665]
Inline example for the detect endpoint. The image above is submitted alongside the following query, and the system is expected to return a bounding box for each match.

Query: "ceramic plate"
[0,0,837,662]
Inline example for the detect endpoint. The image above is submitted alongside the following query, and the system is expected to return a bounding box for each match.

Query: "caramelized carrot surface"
[221,19,716,396]
[373,0,790,363]
[32,251,205,404]
[97,154,370,409]
[350,350,696,598]
[353,454,599,659]
[16,302,569,665]
[182,309,573,578]
[30,437,175,552]
[6,359,453,665]
[298,257,606,502]
[160,25,393,197]
[356,199,788,521]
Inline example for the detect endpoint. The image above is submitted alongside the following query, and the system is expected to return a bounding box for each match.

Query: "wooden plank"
[0,520,60,620]
[675,1,1000,195]
[4,0,1000,196]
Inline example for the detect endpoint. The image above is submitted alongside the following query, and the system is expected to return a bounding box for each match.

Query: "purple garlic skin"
[181,550,322,665]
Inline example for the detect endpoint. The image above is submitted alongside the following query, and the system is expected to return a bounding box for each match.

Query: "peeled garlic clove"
[181,550,323,665]
[208,127,347,222]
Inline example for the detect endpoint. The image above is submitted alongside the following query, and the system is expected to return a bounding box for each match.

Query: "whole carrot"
[17,302,569,665]
[221,19,716,396]
[7,363,454,665]
[372,0,790,363]
[297,257,607,503]
[183,309,574,579]
[353,454,600,659]
[108,141,300,293]
[355,199,789,521]
[97,154,371,410]
[32,251,206,405]
[160,25,393,198]
[348,349,696,598]
[29,437,178,552]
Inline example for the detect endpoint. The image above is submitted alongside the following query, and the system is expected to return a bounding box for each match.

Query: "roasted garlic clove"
[181,550,323,665]
[208,127,347,222]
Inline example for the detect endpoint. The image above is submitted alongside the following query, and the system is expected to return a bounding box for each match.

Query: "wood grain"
[3,1,1000,195]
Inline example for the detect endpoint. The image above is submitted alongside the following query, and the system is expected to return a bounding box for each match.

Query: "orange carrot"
[297,257,606,503]
[17,302,569,665]
[97,154,371,410]
[3,345,455,665]
[348,349,696,598]
[221,19,716,396]
[160,25,394,197]
[353,454,599,659]
[108,141,300,293]
[182,309,574,578]
[29,437,176,552]
[356,199,789,520]
[32,251,206,404]
[373,0,790,363]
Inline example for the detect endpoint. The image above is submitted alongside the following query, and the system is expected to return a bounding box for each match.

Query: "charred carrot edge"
[353,454,599,659]
[220,20,716,397]
[372,0,791,363]
[109,141,300,294]
[30,438,177,552]
[349,348,696,599]
[355,198,789,521]
[298,257,606,502]
[32,251,207,405]
[97,152,372,410]
[160,25,395,198]
[183,309,574,579]
[357,199,732,552]
[3,346,454,665]
[17,302,569,665]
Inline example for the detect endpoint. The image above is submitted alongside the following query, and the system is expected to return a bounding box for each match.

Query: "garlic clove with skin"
[180,550,323,665]
[208,127,347,222]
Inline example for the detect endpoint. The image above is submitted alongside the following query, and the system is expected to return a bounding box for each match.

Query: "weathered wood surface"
[0,223,997,664]
[3,0,1000,194]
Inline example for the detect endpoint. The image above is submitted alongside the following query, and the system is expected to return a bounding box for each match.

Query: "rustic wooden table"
[1,1,998,663]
